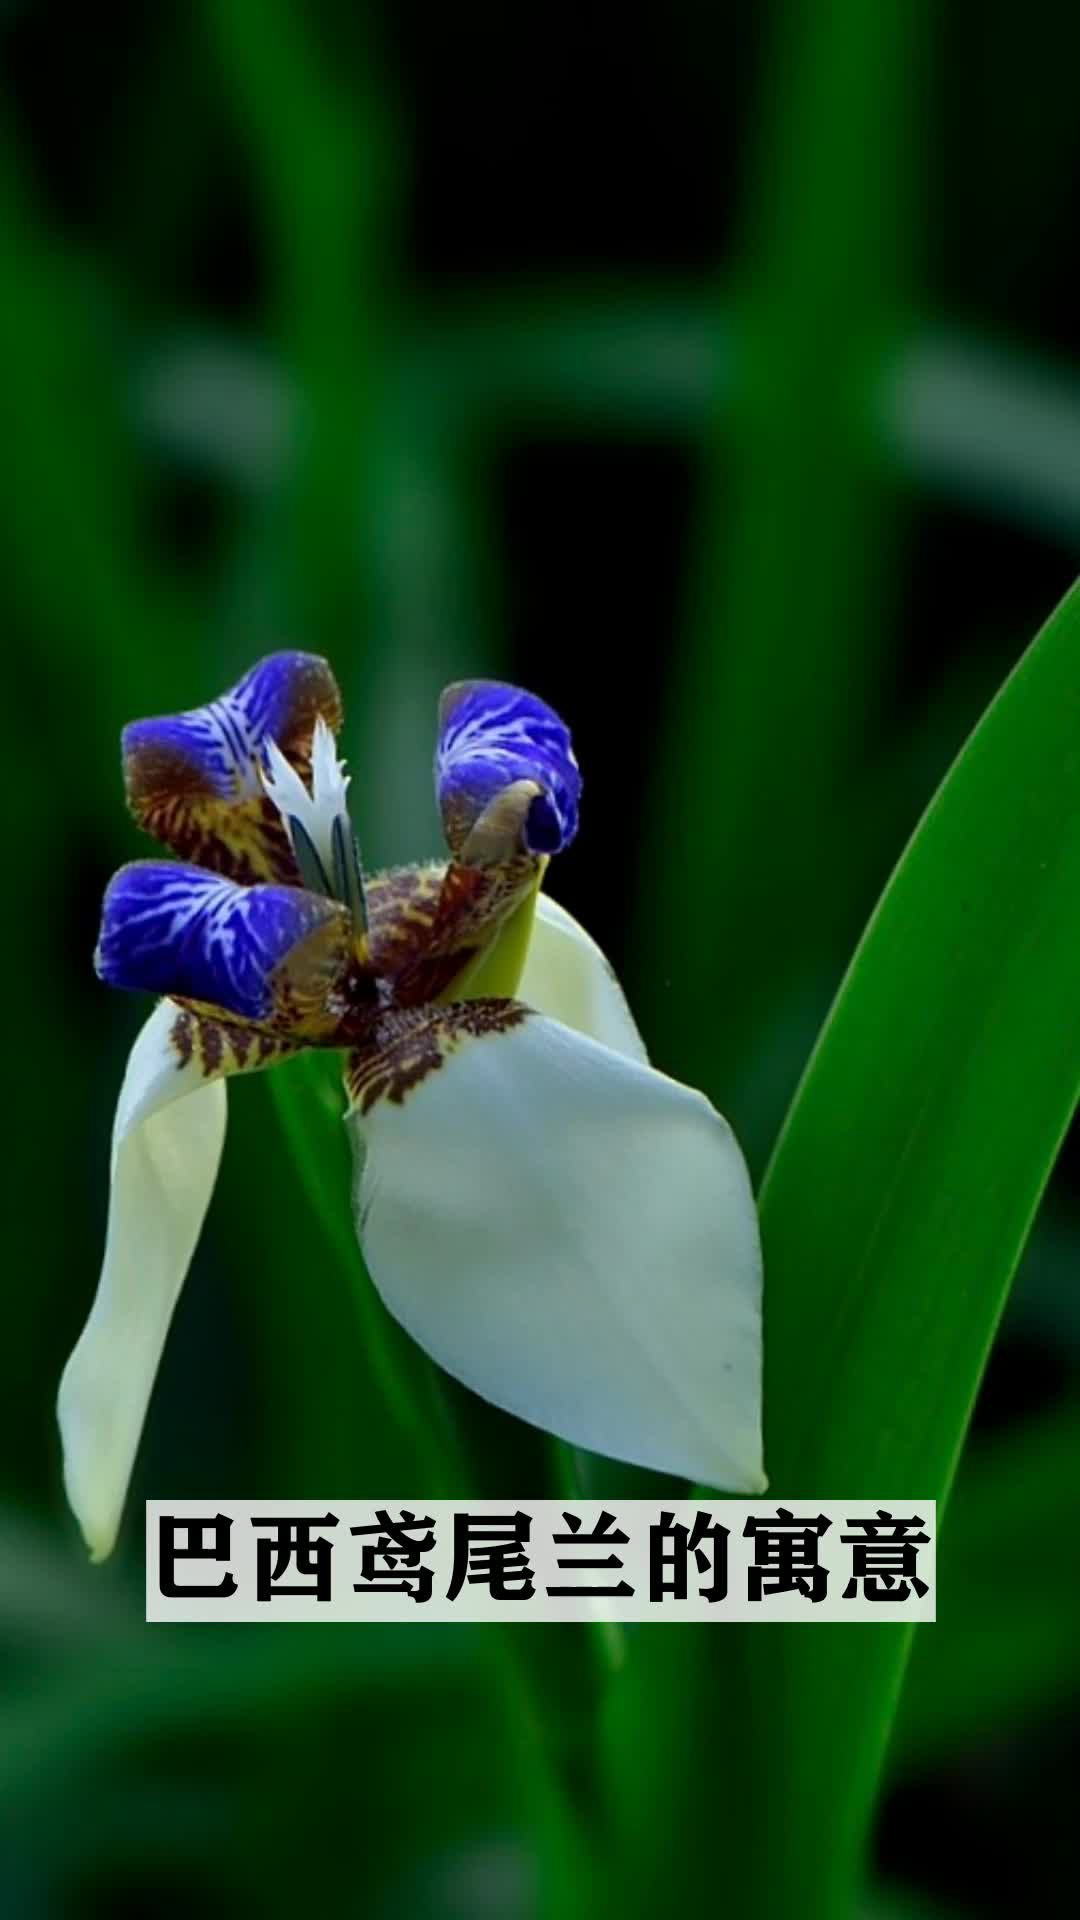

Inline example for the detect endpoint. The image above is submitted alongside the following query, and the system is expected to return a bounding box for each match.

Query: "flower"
[59,652,765,1560]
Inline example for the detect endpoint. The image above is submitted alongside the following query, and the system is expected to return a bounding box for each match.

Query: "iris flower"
[59,653,764,1559]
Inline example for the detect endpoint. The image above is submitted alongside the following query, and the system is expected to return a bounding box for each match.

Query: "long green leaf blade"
[737,581,1080,1914]
[761,577,1080,1499]
[612,577,1080,1917]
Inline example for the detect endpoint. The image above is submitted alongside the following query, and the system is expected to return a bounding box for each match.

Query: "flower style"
[59,652,764,1560]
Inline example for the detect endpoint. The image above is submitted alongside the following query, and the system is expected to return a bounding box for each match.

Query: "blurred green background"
[3,1,1079,1914]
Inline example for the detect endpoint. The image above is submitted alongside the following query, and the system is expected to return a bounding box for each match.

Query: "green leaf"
[758,590,1080,1501]
[611,577,1080,1917]
[267,1049,466,1489]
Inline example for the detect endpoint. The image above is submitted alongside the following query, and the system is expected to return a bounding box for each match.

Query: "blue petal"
[123,651,339,801]
[435,681,581,859]
[121,652,342,884]
[95,861,344,1022]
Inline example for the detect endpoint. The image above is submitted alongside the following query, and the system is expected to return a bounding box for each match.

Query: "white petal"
[57,1002,227,1561]
[348,1008,764,1491]
[518,893,649,1063]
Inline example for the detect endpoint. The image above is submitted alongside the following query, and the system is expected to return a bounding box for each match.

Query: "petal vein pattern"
[95,862,347,1023]
[123,651,343,882]
[436,680,581,859]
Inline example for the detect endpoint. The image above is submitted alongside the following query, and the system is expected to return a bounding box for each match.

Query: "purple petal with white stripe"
[435,680,581,860]
[121,652,342,883]
[124,652,340,801]
[95,862,344,1022]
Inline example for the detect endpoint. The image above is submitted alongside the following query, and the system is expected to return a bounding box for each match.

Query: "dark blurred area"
[2,2,1079,1916]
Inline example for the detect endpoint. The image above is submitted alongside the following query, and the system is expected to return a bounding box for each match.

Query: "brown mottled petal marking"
[126,787,300,888]
[385,856,542,1009]
[167,1005,302,1080]
[344,998,529,1116]
[265,902,365,1041]
[365,862,448,976]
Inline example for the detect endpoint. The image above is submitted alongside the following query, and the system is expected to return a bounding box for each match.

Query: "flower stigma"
[261,714,368,943]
